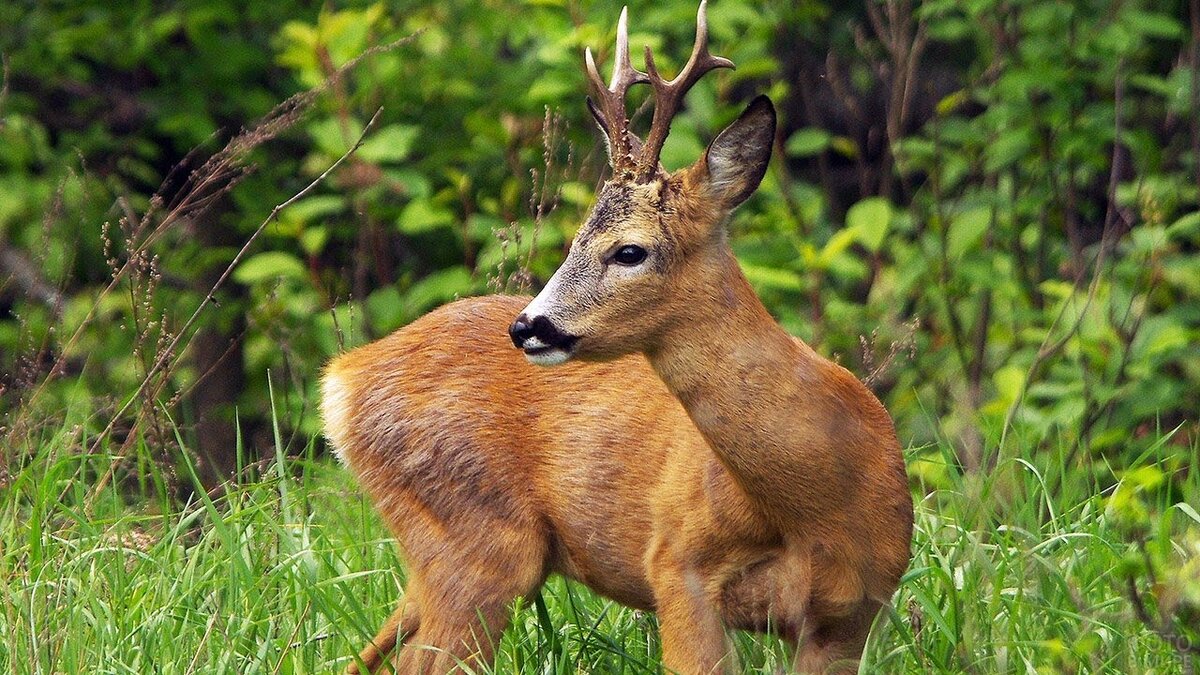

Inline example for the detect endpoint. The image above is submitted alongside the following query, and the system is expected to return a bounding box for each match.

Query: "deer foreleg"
[649,547,734,675]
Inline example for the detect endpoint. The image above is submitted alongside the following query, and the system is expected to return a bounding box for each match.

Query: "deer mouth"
[508,313,579,366]
[522,343,576,366]
[519,333,579,366]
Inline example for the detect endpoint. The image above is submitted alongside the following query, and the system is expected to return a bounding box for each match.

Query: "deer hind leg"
[389,538,546,674]
[391,594,511,674]
[342,501,546,673]
[345,598,419,674]
[343,563,528,675]
[657,581,736,675]
[347,421,547,672]
[792,600,881,675]
[368,489,548,675]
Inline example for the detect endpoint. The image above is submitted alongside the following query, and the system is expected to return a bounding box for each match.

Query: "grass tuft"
[2,417,1197,673]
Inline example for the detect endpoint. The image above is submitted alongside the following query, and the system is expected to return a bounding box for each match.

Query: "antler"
[585,7,649,177]
[585,2,733,182]
[638,1,733,180]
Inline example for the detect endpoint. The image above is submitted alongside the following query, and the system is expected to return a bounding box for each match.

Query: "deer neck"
[647,250,831,522]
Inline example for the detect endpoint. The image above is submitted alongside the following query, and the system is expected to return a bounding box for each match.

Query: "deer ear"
[588,97,616,163]
[695,95,776,210]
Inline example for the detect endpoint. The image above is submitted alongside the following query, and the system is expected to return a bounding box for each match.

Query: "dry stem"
[86,108,384,501]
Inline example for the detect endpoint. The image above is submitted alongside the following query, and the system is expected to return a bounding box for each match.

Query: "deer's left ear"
[690,95,776,212]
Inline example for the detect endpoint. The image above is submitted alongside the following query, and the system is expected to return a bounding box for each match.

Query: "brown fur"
[323,85,911,675]
[324,288,911,674]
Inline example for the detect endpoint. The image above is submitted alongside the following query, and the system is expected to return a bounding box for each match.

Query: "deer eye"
[611,245,647,266]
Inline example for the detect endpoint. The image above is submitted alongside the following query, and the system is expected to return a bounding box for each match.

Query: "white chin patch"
[524,348,573,366]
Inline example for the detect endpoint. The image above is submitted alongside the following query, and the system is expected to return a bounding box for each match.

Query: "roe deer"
[321,3,912,673]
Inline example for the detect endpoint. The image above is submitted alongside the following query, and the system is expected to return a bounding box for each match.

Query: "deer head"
[509,2,776,366]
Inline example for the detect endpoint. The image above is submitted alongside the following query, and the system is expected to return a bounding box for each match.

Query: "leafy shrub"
[0,0,1196,492]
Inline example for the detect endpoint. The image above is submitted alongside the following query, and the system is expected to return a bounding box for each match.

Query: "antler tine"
[638,0,734,179]
[610,7,648,92]
[585,7,649,173]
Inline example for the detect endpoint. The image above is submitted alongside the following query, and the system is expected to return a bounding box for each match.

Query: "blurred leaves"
[0,3,1198,666]
[0,0,1197,480]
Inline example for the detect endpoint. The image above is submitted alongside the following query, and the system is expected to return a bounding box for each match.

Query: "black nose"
[508,313,580,352]
[509,314,536,348]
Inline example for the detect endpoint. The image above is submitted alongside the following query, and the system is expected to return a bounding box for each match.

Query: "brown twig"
[860,318,920,389]
[864,0,928,198]
[1121,541,1200,664]
[86,108,384,501]
[0,53,9,124]
[1192,0,1200,202]
[997,60,1136,454]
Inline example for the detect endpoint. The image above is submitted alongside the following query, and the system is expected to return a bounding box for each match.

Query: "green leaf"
[799,242,819,268]
[739,262,803,291]
[935,90,969,116]
[282,195,345,224]
[355,124,419,164]
[404,266,475,318]
[1123,10,1184,40]
[948,207,991,259]
[993,364,1026,408]
[846,197,892,253]
[829,136,858,158]
[233,251,306,284]
[366,286,404,334]
[299,227,329,256]
[559,182,593,208]
[818,228,857,268]
[659,126,704,171]
[1129,74,1176,99]
[308,117,364,157]
[1121,465,1166,491]
[1140,320,1189,358]
[984,128,1032,171]
[1167,211,1200,240]
[784,128,831,157]
[526,75,576,104]
[385,168,432,199]
[397,199,455,235]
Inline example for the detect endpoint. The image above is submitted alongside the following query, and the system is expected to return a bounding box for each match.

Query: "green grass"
[2,424,1197,674]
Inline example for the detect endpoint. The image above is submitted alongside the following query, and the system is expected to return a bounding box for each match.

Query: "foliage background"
[1,0,1198,671]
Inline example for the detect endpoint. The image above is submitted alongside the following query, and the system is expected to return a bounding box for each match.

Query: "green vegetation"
[2,423,1197,672]
[1,0,1198,671]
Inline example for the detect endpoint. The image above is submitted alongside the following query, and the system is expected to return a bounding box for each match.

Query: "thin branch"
[1103,61,1132,236]
[997,59,1137,453]
[0,53,9,119]
[86,108,383,496]
[19,32,420,418]
[1189,0,1199,201]
[997,206,1111,453]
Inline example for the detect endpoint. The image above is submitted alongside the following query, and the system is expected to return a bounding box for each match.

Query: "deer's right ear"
[695,95,776,211]
[588,97,615,163]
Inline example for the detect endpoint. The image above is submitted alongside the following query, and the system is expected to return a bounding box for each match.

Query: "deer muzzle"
[508,313,579,366]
